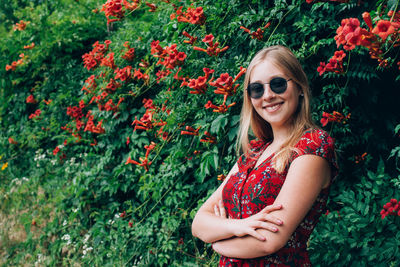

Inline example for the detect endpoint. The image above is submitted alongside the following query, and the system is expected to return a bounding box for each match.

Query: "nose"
[262,83,276,100]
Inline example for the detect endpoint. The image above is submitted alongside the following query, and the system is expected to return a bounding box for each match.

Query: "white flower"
[63,220,67,226]
[83,234,90,244]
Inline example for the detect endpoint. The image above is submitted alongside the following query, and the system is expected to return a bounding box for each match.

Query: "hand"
[214,201,284,241]
[214,200,227,218]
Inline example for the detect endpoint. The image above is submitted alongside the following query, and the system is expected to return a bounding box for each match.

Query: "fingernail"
[277,220,283,225]
[273,227,278,232]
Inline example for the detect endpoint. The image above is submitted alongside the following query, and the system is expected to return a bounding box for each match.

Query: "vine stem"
[265,3,299,45]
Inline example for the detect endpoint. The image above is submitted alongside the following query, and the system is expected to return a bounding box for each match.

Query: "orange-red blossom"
[6,53,25,71]
[180,125,201,136]
[205,95,236,113]
[209,66,246,96]
[193,34,229,56]
[240,22,271,40]
[13,20,28,31]
[355,152,367,164]
[170,6,205,25]
[182,31,197,45]
[200,131,216,144]
[182,68,215,94]
[320,111,350,127]
[125,142,157,171]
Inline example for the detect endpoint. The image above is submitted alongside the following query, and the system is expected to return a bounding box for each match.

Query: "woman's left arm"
[212,154,332,259]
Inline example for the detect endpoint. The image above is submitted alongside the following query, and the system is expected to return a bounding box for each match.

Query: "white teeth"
[265,103,281,112]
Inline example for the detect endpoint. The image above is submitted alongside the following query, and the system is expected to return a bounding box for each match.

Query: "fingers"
[247,229,266,241]
[253,221,279,232]
[264,214,283,226]
[218,200,226,218]
[261,204,283,214]
[214,204,220,217]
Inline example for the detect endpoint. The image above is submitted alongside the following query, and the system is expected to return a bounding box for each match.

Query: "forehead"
[249,60,287,82]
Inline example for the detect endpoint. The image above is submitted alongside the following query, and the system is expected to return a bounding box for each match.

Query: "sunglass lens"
[247,83,264,99]
[270,78,287,94]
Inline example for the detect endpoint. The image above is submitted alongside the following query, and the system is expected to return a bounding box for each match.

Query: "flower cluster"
[101,0,125,24]
[170,6,205,25]
[182,31,197,45]
[182,68,214,94]
[131,98,169,140]
[84,113,106,134]
[204,67,246,113]
[125,141,156,171]
[100,52,116,69]
[317,50,346,75]
[114,65,132,82]
[123,0,140,11]
[150,41,187,69]
[334,11,400,66]
[320,111,351,127]
[240,22,271,40]
[355,152,367,164]
[200,131,216,144]
[6,53,25,71]
[121,41,135,61]
[13,20,28,31]
[193,34,229,57]
[82,40,111,71]
[29,109,41,120]
[180,125,200,136]
[380,199,400,219]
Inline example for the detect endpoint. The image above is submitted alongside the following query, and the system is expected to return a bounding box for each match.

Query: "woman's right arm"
[191,163,283,243]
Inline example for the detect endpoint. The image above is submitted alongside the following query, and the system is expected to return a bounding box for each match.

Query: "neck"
[270,125,292,146]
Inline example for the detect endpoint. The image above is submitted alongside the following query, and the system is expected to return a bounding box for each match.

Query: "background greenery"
[1,0,399,266]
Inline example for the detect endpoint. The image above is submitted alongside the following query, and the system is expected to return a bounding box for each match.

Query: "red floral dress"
[220,129,338,267]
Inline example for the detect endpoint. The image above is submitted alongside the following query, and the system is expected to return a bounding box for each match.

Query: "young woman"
[192,45,338,266]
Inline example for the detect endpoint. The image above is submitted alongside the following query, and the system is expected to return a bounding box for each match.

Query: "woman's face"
[249,59,301,132]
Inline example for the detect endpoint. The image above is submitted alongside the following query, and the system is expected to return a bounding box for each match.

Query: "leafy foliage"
[0,0,399,266]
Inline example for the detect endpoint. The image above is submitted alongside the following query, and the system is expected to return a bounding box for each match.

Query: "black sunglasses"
[247,77,292,99]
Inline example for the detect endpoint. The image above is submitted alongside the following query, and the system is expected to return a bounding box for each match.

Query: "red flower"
[8,137,18,145]
[13,20,28,31]
[26,94,37,104]
[362,12,373,31]
[145,3,157,12]
[23,42,35,50]
[372,20,395,41]
[202,34,214,45]
[53,146,60,155]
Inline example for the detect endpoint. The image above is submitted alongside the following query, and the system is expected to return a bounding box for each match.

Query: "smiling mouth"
[263,102,283,112]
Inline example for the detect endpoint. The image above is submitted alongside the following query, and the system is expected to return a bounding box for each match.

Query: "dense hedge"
[1,0,400,266]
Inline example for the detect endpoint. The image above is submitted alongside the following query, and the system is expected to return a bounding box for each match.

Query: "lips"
[263,102,283,112]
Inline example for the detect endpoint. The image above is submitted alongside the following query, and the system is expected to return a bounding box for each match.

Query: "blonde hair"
[237,45,318,173]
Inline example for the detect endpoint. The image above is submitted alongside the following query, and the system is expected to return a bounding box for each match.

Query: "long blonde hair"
[237,45,318,173]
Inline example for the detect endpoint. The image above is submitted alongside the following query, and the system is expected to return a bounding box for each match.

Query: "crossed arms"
[191,154,331,259]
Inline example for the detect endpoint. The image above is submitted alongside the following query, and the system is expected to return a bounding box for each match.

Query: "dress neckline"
[252,141,275,170]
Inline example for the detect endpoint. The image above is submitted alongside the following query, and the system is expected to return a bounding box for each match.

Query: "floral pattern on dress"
[220,129,338,267]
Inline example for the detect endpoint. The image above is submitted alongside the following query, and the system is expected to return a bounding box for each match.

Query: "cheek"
[251,98,262,108]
